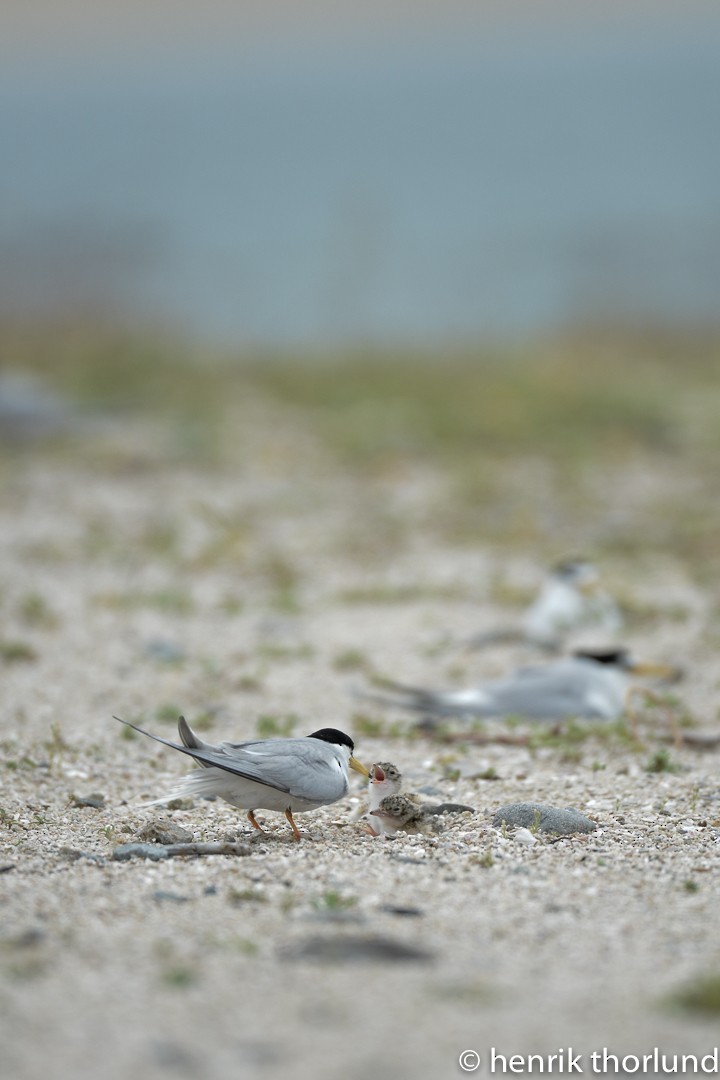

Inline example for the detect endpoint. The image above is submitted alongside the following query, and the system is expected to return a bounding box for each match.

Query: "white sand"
[1,418,719,1080]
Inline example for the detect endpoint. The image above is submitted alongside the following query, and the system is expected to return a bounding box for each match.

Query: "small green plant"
[140,519,179,558]
[342,581,469,605]
[161,965,197,988]
[683,879,700,893]
[645,748,682,774]
[472,849,495,868]
[349,713,385,738]
[227,887,267,905]
[0,640,37,663]
[475,766,499,781]
[231,937,259,955]
[312,891,358,912]
[218,593,244,616]
[18,593,58,629]
[45,721,70,757]
[236,674,263,692]
[332,648,372,673]
[259,553,302,613]
[154,704,184,725]
[670,974,720,1015]
[94,589,194,614]
[255,714,297,738]
[488,577,535,608]
[256,643,314,662]
[187,711,216,732]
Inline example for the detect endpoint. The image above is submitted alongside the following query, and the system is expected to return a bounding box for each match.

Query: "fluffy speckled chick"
[365,762,403,835]
[369,794,440,836]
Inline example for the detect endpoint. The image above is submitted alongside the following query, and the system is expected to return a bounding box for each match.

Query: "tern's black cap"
[307,728,355,752]
[553,558,592,578]
[573,648,630,668]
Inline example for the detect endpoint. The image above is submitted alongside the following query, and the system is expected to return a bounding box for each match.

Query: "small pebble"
[136,818,194,845]
[284,934,434,964]
[424,802,476,817]
[112,843,169,862]
[59,847,106,864]
[380,904,424,917]
[493,803,597,835]
[153,890,190,904]
[70,793,106,809]
[514,827,538,847]
[142,639,186,664]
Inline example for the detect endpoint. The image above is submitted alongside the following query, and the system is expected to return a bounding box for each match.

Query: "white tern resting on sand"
[469,559,622,651]
[365,649,680,723]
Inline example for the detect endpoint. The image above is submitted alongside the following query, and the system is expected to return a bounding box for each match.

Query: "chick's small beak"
[350,755,370,777]
[370,764,385,783]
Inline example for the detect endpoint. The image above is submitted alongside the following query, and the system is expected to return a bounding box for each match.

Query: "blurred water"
[1,19,719,346]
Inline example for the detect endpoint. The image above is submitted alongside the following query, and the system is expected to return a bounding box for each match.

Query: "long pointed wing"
[113,716,292,793]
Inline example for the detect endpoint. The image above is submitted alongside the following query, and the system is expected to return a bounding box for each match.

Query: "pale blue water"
[1,20,719,346]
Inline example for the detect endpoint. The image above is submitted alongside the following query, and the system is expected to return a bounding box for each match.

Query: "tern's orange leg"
[285,808,302,841]
[247,810,265,833]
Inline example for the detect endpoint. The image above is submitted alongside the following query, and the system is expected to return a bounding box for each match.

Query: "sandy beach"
[1,349,720,1080]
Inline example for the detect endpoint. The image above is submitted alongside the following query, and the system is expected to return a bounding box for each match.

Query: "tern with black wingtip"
[115,715,369,840]
[363,649,681,723]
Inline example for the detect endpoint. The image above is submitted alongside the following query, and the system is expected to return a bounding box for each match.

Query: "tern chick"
[115,715,369,840]
[369,794,440,836]
[366,761,404,835]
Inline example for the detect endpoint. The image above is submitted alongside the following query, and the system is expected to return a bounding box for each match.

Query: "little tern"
[115,715,370,840]
[365,649,680,723]
[469,559,622,651]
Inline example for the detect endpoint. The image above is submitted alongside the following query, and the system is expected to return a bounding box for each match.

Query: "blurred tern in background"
[468,559,622,652]
[363,649,681,724]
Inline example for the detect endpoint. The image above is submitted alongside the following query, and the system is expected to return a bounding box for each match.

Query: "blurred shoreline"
[2,5,718,350]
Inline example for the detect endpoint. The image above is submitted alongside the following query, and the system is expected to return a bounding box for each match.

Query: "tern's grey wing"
[223,743,347,803]
[186,736,347,802]
[178,715,210,751]
[114,717,293,794]
[483,664,604,719]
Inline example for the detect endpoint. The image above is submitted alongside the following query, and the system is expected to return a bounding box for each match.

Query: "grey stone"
[424,802,476,817]
[70,792,106,809]
[492,802,597,835]
[135,818,194,845]
[112,843,169,861]
[283,934,434,964]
